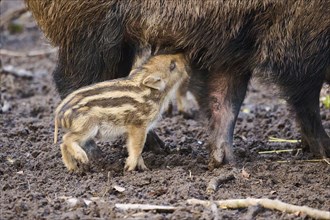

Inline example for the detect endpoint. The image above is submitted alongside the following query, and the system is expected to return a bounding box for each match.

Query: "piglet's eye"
[169,60,176,72]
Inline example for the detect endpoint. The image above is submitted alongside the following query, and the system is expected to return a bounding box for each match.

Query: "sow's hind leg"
[203,70,251,169]
[281,74,330,158]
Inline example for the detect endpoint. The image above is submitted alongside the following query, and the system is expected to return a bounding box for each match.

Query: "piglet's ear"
[142,75,165,91]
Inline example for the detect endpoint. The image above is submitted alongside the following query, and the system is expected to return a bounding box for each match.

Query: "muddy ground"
[1,1,330,219]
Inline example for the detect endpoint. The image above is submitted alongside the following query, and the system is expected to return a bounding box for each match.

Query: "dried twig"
[187,198,330,219]
[206,173,235,194]
[102,171,111,197]
[244,205,264,220]
[277,158,330,165]
[115,203,177,212]
[268,137,300,143]
[258,148,302,154]
[2,65,33,78]
[0,48,58,57]
[210,202,219,220]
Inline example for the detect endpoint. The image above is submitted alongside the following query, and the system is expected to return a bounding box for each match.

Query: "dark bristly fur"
[26,0,330,168]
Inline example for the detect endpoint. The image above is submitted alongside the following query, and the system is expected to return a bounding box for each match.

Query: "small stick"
[27,180,31,191]
[258,148,302,154]
[268,137,300,143]
[244,205,264,219]
[277,158,330,165]
[0,48,57,57]
[115,203,177,212]
[206,173,235,194]
[187,198,330,219]
[2,65,33,78]
[102,171,111,197]
[0,7,28,28]
[210,202,219,220]
[323,158,330,165]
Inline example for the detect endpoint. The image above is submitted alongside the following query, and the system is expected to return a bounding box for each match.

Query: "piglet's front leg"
[125,125,149,171]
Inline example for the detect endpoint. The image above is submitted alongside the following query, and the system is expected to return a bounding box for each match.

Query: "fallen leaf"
[241,168,250,179]
[83,199,92,206]
[242,108,250,114]
[294,211,301,216]
[6,157,15,164]
[113,185,125,192]
[58,196,72,200]
[321,95,330,109]
[66,198,79,207]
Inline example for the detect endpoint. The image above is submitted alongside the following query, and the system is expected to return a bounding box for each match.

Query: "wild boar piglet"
[54,53,189,172]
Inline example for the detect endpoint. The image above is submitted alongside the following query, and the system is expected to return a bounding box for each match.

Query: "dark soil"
[1,1,329,219]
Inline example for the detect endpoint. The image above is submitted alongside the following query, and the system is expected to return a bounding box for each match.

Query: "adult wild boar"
[25,0,330,169]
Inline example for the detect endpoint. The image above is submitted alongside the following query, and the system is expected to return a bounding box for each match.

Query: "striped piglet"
[54,54,189,172]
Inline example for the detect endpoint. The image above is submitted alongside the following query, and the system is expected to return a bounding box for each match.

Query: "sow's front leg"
[205,70,251,170]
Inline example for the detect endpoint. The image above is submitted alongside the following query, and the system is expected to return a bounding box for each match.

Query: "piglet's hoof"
[208,142,235,170]
[136,156,150,171]
[124,156,149,172]
[75,148,89,164]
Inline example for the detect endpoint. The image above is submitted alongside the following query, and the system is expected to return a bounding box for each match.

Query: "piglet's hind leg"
[60,143,78,171]
[63,133,89,164]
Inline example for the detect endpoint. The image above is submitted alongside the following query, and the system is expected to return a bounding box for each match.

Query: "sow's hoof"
[208,142,235,170]
[81,139,103,161]
[144,131,170,155]
[300,137,330,158]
